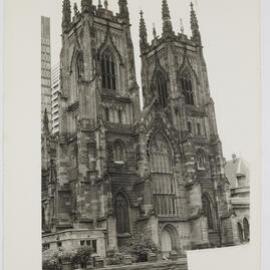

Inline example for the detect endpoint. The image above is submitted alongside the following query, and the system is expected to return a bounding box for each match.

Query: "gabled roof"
[225,155,250,189]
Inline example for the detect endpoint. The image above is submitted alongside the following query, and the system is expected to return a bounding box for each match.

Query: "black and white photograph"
[40,0,257,269]
[40,1,255,269]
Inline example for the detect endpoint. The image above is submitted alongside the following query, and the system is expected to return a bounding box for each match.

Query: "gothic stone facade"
[42,0,240,257]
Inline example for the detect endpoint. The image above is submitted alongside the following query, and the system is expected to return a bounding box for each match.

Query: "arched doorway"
[115,193,130,235]
[161,229,173,253]
[160,225,179,256]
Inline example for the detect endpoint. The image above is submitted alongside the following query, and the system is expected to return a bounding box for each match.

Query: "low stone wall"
[43,258,188,270]
[98,259,188,270]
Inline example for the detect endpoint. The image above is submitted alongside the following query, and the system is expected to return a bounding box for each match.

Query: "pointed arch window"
[152,71,168,108]
[149,133,176,216]
[113,140,126,164]
[243,218,250,242]
[202,194,215,230]
[181,72,194,105]
[101,49,116,91]
[115,193,130,234]
[238,222,244,243]
[197,149,206,170]
[76,52,84,79]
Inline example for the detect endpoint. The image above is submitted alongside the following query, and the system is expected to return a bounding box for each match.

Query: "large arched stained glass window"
[152,71,168,108]
[150,133,176,216]
[101,49,116,91]
[202,194,215,230]
[180,72,194,105]
[115,193,130,234]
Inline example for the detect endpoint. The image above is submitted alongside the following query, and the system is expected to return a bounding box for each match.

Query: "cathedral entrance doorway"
[160,224,179,256]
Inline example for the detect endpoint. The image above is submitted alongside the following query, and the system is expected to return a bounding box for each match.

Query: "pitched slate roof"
[225,155,250,189]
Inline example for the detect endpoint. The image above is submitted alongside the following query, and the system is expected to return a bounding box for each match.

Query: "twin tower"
[42,0,240,256]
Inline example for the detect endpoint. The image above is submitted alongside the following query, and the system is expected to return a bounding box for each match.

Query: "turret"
[190,2,201,45]
[118,0,130,22]
[139,10,148,52]
[162,0,174,37]
[81,0,92,13]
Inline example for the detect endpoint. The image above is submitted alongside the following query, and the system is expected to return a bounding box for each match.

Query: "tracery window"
[101,49,116,91]
[150,133,176,216]
[113,140,126,163]
[202,194,215,230]
[152,71,168,108]
[197,149,206,170]
[115,193,130,234]
[181,72,194,105]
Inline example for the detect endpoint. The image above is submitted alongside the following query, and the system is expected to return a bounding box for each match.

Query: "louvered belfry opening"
[101,48,116,91]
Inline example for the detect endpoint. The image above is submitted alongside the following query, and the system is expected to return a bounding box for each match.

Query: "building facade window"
[113,140,126,163]
[243,218,250,242]
[101,49,116,91]
[152,71,168,108]
[202,194,215,230]
[150,133,176,216]
[187,121,192,133]
[42,243,50,251]
[115,193,130,234]
[197,149,206,170]
[238,223,244,243]
[181,72,194,105]
[105,107,110,122]
[118,110,122,124]
[80,239,97,252]
[197,123,201,135]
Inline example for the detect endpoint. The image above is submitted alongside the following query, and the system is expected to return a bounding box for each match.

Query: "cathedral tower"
[137,1,237,250]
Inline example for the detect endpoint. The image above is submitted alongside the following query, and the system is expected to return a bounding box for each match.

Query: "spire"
[180,18,184,34]
[74,3,80,16]
[104,0,108,10]
[139,10,148,51]
[153,24,157,39]
[62,0,71,33]
[81,0,92,13]
[162,0,174,37]
[98,0,102,9]
[190,2,201,44]
[118,0,130,21]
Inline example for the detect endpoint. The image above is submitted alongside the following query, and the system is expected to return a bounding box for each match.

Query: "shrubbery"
[42,246,93,269]
[119,233,159,263]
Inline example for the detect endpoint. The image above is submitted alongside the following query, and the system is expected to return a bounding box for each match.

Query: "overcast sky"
[41,0,260,165]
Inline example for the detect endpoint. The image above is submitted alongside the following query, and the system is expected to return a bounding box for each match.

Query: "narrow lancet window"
[101,49,116,91]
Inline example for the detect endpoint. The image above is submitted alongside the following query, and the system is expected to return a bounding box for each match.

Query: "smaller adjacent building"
[225,154,250,244]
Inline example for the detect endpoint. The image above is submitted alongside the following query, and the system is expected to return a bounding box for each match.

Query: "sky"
[41,0,260,165]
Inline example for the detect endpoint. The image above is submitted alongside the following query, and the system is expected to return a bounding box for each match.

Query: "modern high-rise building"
[42,0,243,258]
[51,64,61,135]
[41,16,52,129]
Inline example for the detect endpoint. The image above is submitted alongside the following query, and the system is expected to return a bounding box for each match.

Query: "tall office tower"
[51,64,61,135]
[41,16,52,130]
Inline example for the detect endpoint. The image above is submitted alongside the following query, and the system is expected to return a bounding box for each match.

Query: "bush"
[106,248,124,265]
[119,233,159,263]
[42,250,60,270]
[72,246,94,268]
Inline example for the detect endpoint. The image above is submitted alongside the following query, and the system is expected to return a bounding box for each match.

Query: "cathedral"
[42,0,241,257]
